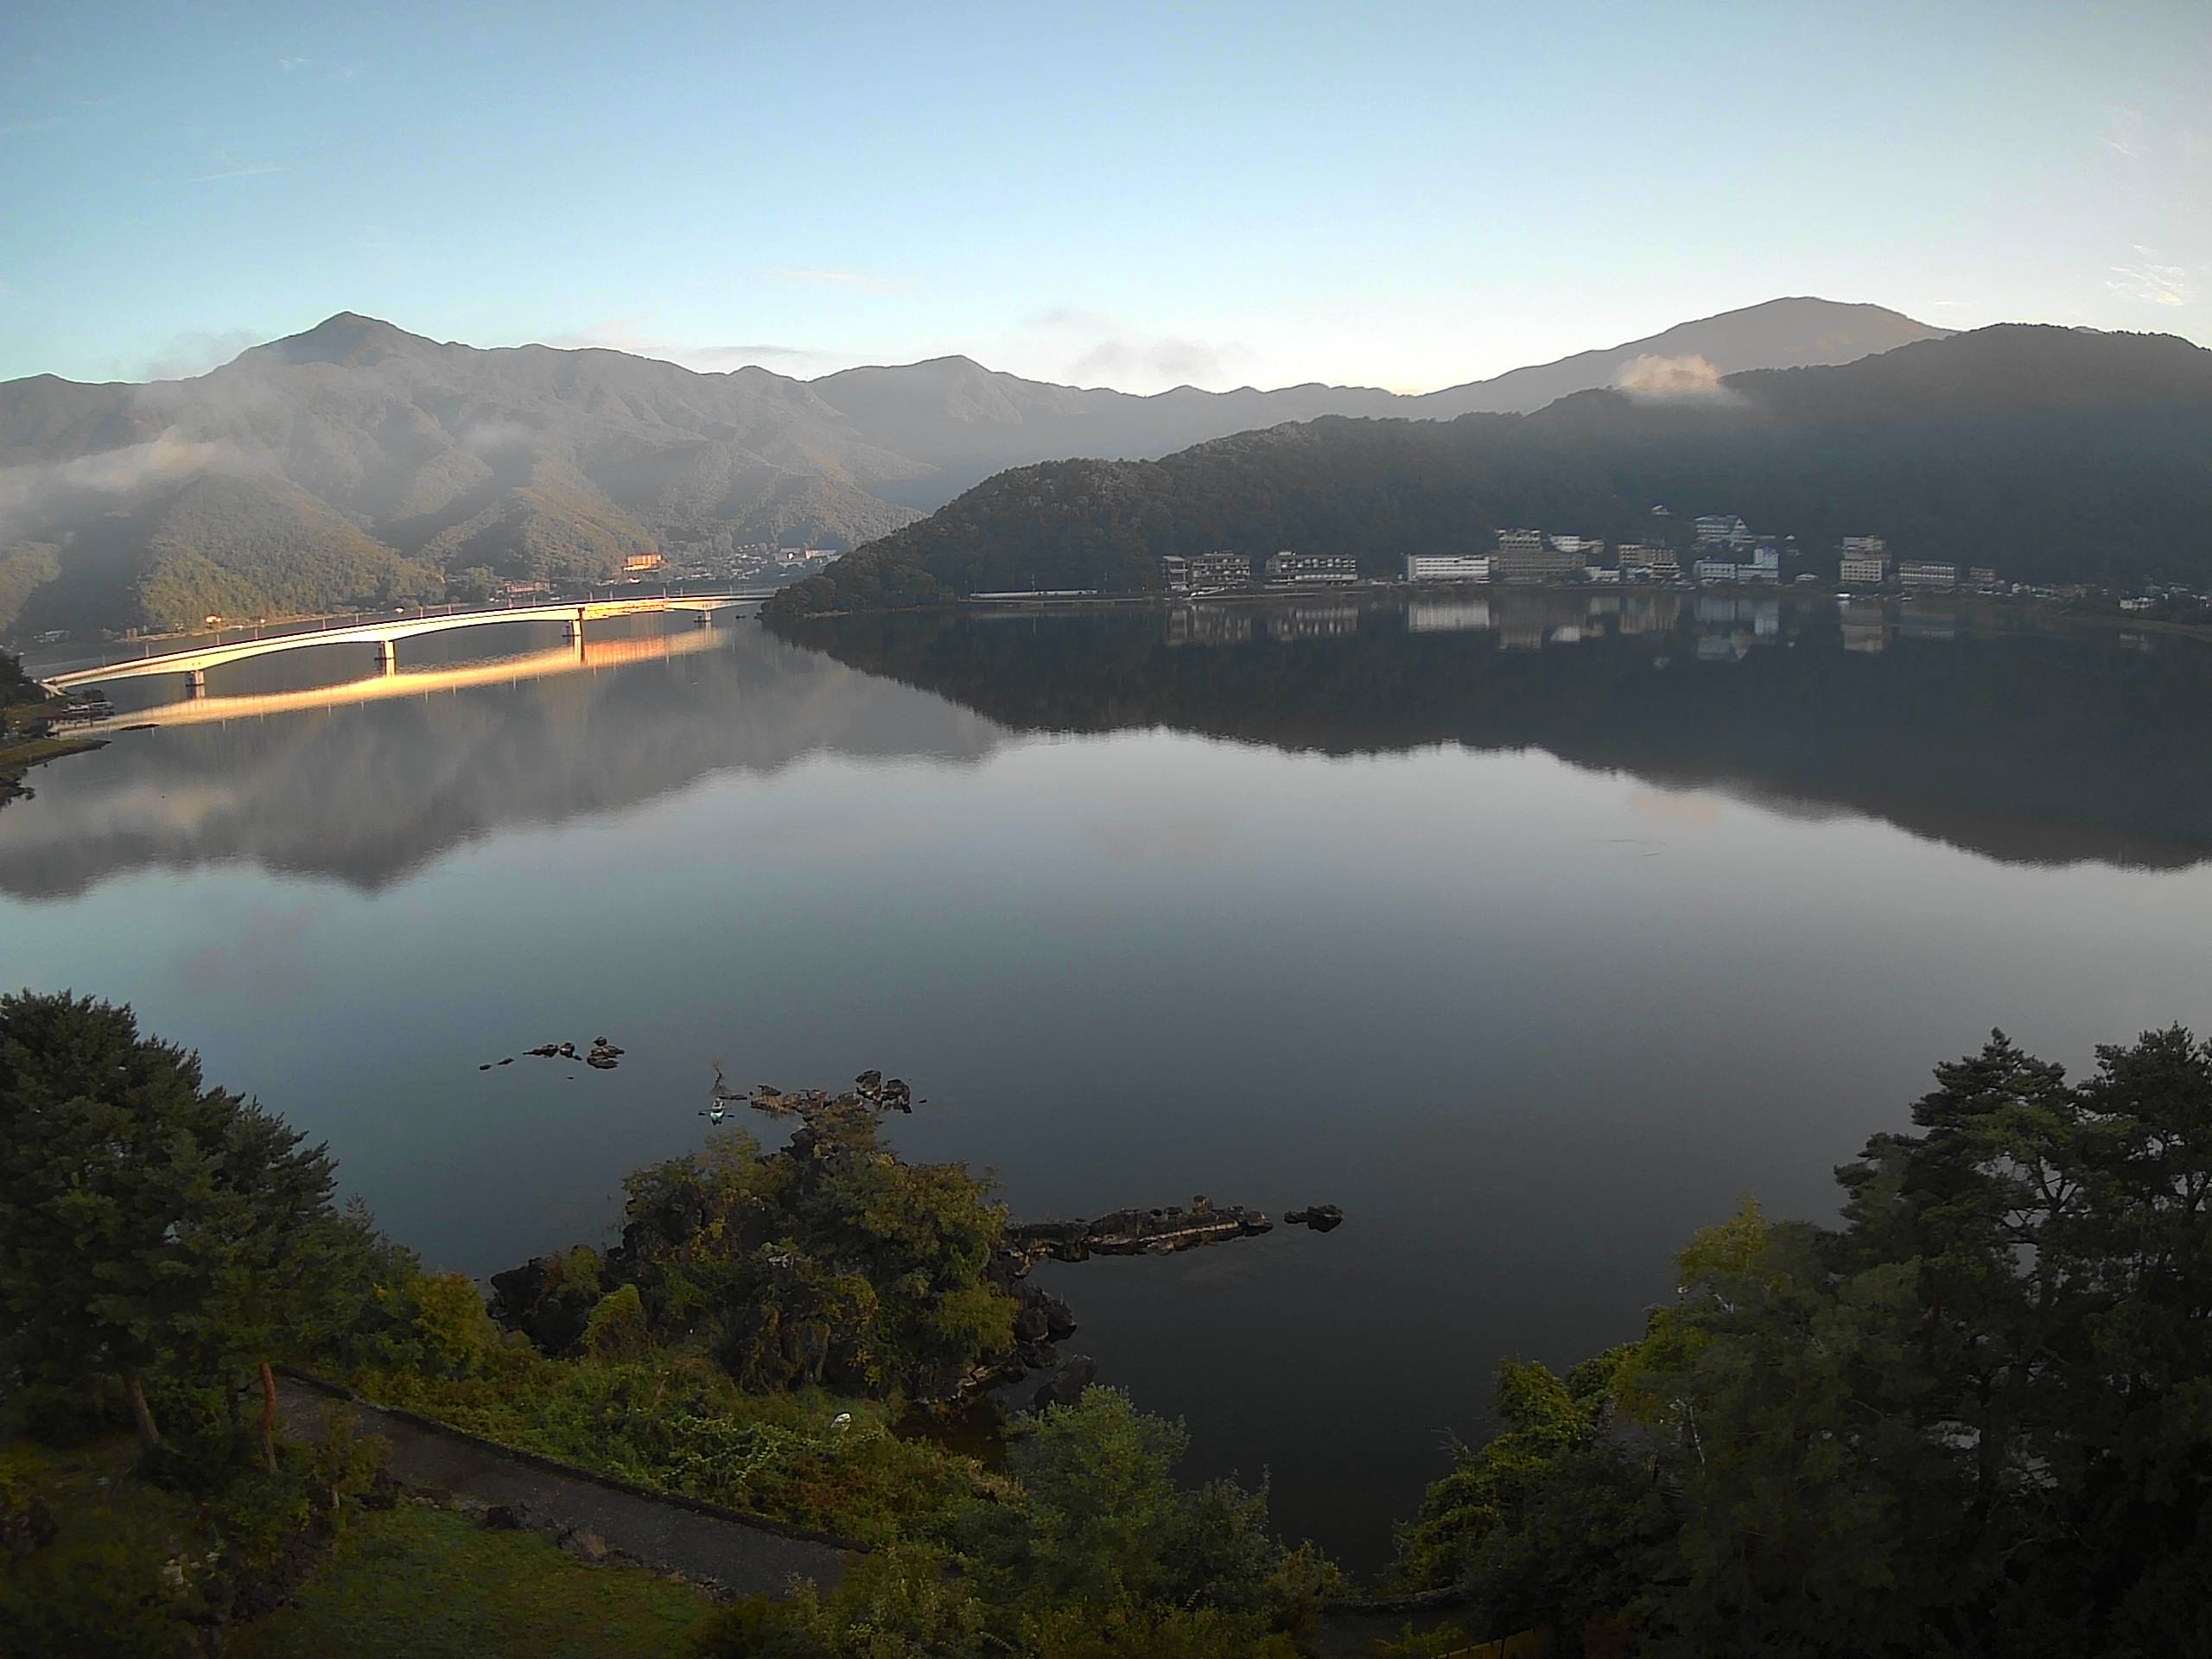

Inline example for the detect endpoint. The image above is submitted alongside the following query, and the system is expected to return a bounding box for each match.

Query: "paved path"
[276,1377,849,1599]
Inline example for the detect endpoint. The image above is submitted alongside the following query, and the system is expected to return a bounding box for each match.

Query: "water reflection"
[780,596,2212,868]
[5,591,2210,1570]
[0,622,1003,896]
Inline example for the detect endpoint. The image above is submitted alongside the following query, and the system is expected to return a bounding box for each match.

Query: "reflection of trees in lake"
[783,598,2212,869]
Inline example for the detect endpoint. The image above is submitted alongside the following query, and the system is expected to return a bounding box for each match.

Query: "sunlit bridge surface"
[82,624,745,730]
[41,593,759,697]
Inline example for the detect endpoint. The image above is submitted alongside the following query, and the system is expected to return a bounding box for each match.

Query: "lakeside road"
[275,1376,852,1599]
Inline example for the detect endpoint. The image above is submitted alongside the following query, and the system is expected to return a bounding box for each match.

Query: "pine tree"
[0,991,352,1464]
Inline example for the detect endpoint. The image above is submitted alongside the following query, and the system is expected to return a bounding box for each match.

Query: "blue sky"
[3,0,2206,391]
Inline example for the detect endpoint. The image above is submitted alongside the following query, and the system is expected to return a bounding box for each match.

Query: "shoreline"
[0,731,107,810]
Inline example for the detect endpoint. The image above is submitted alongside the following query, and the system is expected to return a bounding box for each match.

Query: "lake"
[4,590,2210,1569]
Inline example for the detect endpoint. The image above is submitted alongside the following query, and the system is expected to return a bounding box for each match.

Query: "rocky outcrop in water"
[1005,1197,1274,1268]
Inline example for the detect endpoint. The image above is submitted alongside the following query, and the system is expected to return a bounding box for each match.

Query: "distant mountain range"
[0,298,1942,635]
[769,325,2212,614]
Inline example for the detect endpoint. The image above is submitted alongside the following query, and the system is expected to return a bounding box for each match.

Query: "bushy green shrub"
[582,1282,652,1360]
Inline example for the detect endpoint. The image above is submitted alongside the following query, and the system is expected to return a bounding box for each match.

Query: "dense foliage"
[772,327,2212,614]
[0,991,380,1468]
[1395,1027,2212,1657]
[695,1388,1337,1659]
[495,1093,1020,1401]
[14,989,2212,1655]
[1,999,1332,1657]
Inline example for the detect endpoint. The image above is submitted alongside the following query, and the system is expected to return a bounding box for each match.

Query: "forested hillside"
[0,315,924,634]
[771,327,2212,614]
[0,299,1941,636]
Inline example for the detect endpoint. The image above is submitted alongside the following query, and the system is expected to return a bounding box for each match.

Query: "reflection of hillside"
[0,626,1005,896]
[778,601,2212,869]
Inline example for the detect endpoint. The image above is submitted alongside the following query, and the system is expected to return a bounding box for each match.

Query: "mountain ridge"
[1,297,1947,634]
[766,324,2212,615]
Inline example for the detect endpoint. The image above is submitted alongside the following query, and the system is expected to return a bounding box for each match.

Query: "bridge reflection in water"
[85,621,741,731]
[42,593,754,697]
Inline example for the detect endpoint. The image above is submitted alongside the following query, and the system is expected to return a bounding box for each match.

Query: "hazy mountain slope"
[817,298,1948,505]
[0,297,1945,633]
[769,326,2212,613]
[1409,297,1948,416]
[0,314,926,632]
[7,459,444,634]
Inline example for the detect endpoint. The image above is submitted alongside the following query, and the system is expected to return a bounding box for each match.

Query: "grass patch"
[356,1350,987,1544]
[229,1503,721,1659]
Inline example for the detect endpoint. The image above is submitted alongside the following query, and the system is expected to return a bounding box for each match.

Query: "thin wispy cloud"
[692,343,821,362]
[1025,305,1116,330]
[140,327,262,380]
[2094,104,2145,158]
[771,267,893,293]
[1028,304,1249,389]
[547,316,836,373]
[2107,247,2194,308]
[191,162,287,183]
[277,56,315,73]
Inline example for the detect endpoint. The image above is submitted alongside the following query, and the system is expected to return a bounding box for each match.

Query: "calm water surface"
[5,594,2210,1567]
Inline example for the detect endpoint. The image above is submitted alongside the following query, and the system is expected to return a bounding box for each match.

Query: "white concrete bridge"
[41,593,756,696]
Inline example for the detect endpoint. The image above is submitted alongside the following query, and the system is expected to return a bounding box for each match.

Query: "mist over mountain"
[812,296,1946,505]
[770,326,2212,613]
[0,298,1942,635]
[0,314,927,634]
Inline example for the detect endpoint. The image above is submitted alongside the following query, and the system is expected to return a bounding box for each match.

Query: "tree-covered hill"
[0,299,1944,636]
[769,326,2212,615]
[0,315,927,634]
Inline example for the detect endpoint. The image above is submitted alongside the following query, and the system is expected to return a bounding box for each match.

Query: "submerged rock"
[1286,1205,1344,1232]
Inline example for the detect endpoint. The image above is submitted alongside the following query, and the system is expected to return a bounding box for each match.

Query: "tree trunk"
[123,1368,162,1449]
[257,1358,280,1472]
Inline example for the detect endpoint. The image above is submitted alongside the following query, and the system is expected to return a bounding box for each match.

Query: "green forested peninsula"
[770,326,2212,615]
[6,992,2210,1657]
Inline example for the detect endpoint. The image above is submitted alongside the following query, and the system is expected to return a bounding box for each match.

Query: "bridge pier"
[373,639,397,677]
[185,669,207,697]
[694,608,715,628]
[563,615,585,645]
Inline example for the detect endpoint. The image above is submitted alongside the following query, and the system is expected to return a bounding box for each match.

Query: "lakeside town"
[1138,507,2212,639]
[1165,511,2006,597]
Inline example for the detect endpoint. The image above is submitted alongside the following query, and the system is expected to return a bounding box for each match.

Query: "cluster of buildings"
[1832,537,1997,593]
[1161,549,1361,593]
[1166,515,2015,599]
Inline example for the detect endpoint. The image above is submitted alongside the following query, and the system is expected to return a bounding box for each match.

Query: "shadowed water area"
[4,594,2210,1568]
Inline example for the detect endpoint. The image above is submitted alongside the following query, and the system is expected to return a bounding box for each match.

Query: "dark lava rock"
[585,1053,618,1070]
[1012,1282,1077,1344]
[1035,1355,1096,1409]
[984,1354,1098,1417]
[528,1044,561,1058]
[1286,1205,1345,1232]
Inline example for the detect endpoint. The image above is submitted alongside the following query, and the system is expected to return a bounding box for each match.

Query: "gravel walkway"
[276,1376,850,1599]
